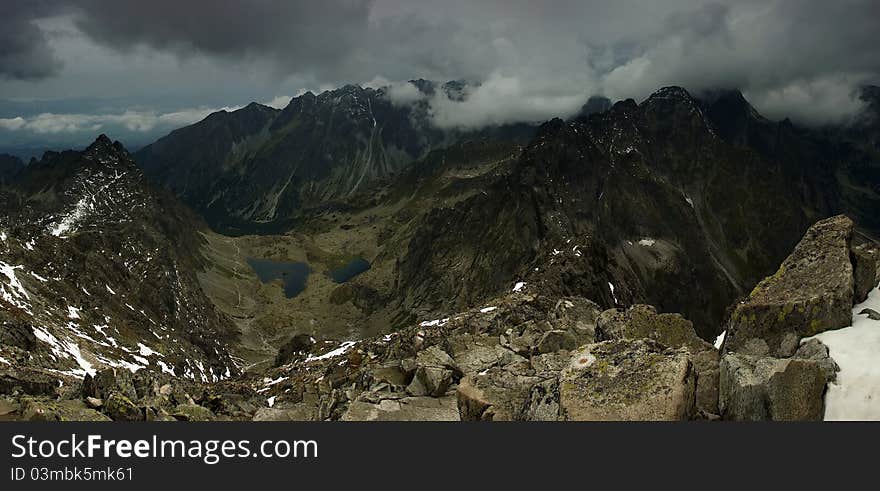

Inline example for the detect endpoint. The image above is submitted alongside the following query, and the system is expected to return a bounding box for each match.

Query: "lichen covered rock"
[559,339,696,421]
[719,353,826,421]
[725,215,855,356]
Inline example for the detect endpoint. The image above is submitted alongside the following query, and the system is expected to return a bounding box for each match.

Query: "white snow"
[714,330,727,350]
[49,196,91,237]
[67,306,81,319]
[608,282,619,305]
[267,396,277,408]
[105,284,116,295]
[638,238,656,247]
[0,231,6,241]
[0,261,31,313]
[137,342,161,357]
[263,376,287,386]
[157,360,176,376]
[480,306,498,313]
[0,355,10,365]
[419,318,449,328]
[305,341,356,362]
[512,281,526,292]
[809,285,880,420]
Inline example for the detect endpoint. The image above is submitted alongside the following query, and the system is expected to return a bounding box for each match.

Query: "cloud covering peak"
[1,0,879,136]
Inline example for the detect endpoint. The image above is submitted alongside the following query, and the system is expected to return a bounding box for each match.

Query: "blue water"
[246,258,311,298]
[328,257,371,283]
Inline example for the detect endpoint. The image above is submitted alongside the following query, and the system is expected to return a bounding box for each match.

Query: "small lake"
[328,257,371,283]
[246,258,311,298]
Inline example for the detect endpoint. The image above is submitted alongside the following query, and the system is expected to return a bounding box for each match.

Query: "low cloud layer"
[2,0,879,137]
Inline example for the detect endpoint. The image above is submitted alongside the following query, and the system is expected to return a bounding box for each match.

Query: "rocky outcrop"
[851,242,880,303]
[719,353,826,421]
[596,305,719,415]
[724,215,855,357]
[559,340,696,421]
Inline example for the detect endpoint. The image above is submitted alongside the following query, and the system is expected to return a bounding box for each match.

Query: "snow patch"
[714,330,726,350]
[0,261,31,313]
[137,343,161,358]
[809,286,880,420]
[49,196,92,237]
[638,238,656,247]
[480,306,498,313]
[305,341,356,362]
[419,318,449,328]
[608,282,619,305]
[512,281,526,292]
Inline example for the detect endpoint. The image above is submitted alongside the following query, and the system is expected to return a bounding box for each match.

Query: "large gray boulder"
[724,215,855,357]
[719,353,826,421]
[851,242,880,303]
[342,397,460,421]
[596,305,719,415]
[83,368,138,401]
[559,339,696,421]
[456,360,548,421]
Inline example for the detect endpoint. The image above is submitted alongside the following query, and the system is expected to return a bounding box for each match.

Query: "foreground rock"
[596,305,719,415]
[559,339,696,421]
[719,353,826,421]
[724,215,855,357]
[851,243,880,303]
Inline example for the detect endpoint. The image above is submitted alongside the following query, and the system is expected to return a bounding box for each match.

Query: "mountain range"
[1,81,878,421]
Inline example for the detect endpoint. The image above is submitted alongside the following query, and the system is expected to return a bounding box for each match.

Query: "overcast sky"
[1,0,878,156]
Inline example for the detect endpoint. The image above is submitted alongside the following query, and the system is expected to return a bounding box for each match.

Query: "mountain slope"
[0,136,239,384]
[392,87,855,337]
[134,82,536,234]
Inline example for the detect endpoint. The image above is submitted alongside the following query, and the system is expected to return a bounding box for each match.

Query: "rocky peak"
[0,154,23,183]
[577,96,613,118]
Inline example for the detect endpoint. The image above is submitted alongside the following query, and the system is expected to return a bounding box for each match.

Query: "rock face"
[719,353,826,421]
[851,243,880,303]
[135,82,535,233]
[724,215,855,356]
[0,135,238,381]
[596,305,719,415]
[559,339,696,421]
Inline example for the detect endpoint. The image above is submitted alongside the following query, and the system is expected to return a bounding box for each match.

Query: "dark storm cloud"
[0,1,66,80]
[69,0,374,80]
[3,0,880,127]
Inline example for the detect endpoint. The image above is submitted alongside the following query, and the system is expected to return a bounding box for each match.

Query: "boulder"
[851,243,880,303]
[449,334,523,374]
[536,330,578,354]
[172,404,215,421]
[405,345,460,397]
[341,397,460,421]
[103,392,144,421]
[724,215,855,357]
[252,405,317,421]
[456,360,546,421]
[559,339,696,421]
[83,368,137,401]
[596,305,710,352]
[793,338,840,383]
[0,367,60,396]
[595,305,719,415]
[20,398,111,421]
[719,353,826,421]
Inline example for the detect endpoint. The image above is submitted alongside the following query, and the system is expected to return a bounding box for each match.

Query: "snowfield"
[809,285,880,420]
